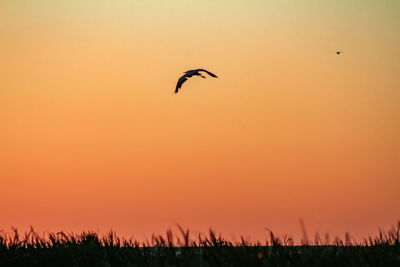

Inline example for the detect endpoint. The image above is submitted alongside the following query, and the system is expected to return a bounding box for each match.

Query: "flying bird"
[175,69,218,93]
[336,51,343,55]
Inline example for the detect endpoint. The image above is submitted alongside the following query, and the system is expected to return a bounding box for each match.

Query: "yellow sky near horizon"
[1,0,399,241]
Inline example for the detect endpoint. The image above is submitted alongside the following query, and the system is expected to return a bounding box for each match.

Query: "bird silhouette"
[336,51,343,55]
[175,69,218,93]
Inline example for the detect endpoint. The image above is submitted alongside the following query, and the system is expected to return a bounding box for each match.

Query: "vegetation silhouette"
[1,222,399,266]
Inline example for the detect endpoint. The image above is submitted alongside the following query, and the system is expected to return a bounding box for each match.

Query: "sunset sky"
[1,0,399,242]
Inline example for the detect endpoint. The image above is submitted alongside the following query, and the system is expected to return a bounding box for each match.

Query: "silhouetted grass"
[0,222,399,266]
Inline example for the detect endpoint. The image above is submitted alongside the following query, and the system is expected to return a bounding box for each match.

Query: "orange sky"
[1,0,399,242]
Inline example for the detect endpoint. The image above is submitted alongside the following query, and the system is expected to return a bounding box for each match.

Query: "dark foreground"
[1,226,399,267]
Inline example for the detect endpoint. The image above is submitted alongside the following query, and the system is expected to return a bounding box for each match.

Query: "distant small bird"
[175,69,218,93]
[336,51,343,55]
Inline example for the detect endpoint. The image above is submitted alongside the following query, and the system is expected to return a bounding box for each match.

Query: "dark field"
[1,223,399,267]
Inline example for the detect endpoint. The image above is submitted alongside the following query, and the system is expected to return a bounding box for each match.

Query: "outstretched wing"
[196,69,218,78]
[175,76,188,93]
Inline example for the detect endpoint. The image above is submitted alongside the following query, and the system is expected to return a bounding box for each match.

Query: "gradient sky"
[1,0,399,242]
